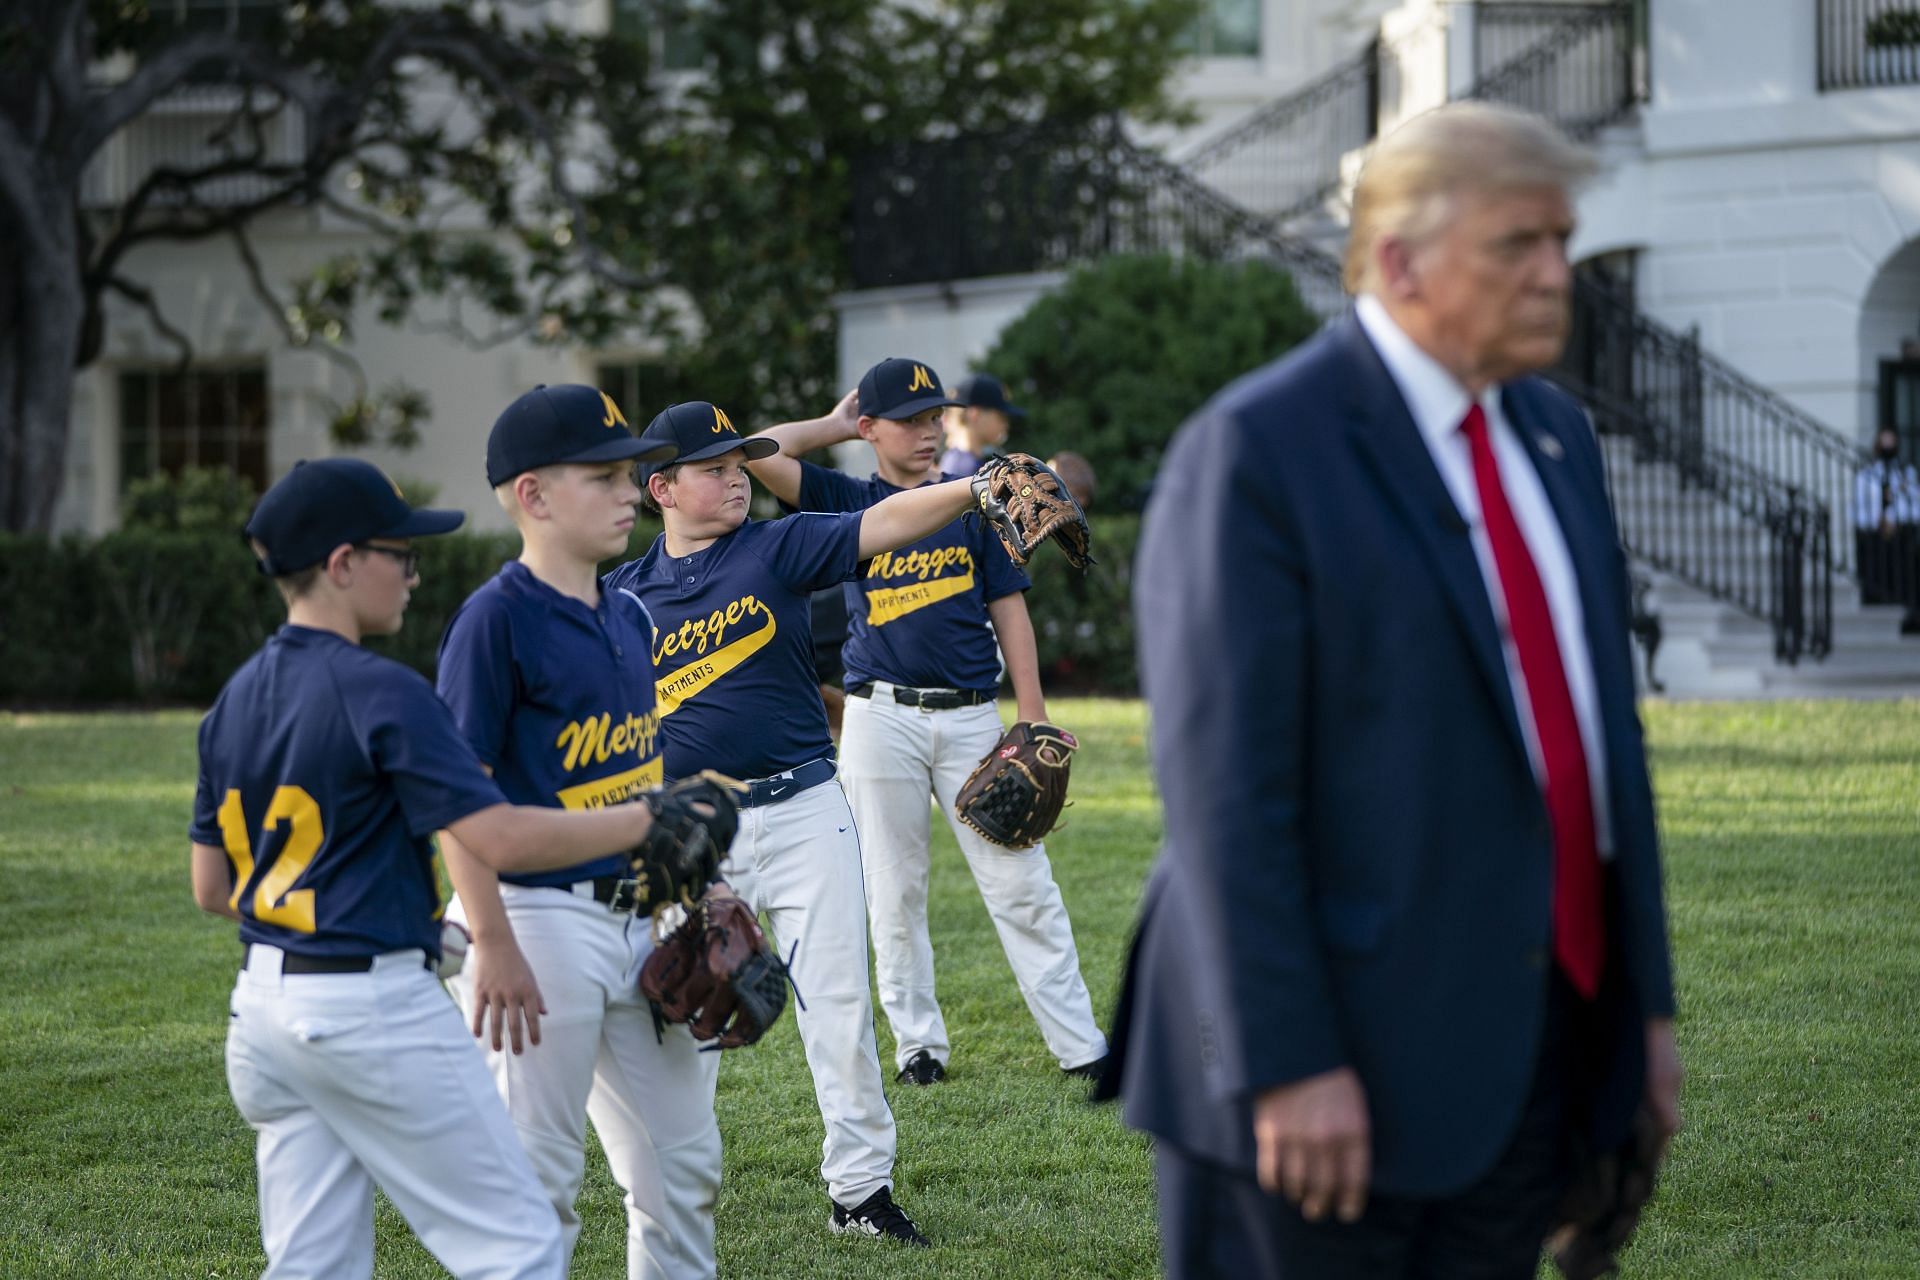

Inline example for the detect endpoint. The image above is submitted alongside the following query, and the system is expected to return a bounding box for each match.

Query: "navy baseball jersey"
[190,626,507,957]
[436,561,665,888]
[796,461,1030,692]
[604,513,862,780]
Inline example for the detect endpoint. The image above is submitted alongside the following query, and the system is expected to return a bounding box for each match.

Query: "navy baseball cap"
[244,459,465,576]
[485,384,677,487]
[954,372,1026,420]
[634,401,777,482]
[858,357,964,421]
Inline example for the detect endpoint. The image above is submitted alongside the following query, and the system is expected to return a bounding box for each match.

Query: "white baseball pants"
[838,692,1108,1073]
[446,884,721,1280]
[717,778,898,1208]
[224,945,565,1280]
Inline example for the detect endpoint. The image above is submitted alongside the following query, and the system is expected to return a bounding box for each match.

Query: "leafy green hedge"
[978,253,1320,512]
[1024,514,1140,694]
[0,512,1142,704]
[0,531,522,706]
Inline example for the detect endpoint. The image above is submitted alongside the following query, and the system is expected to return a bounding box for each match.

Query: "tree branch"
[82,32,328,160]
[102,275,194,373]
[407,32,659,292]
[228,222,369,402]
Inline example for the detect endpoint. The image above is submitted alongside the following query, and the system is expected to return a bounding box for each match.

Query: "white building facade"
[56,2,1920,546]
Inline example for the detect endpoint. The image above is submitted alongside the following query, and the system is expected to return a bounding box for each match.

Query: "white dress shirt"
[1356,295,1613,855]
[1852,459,1920,528]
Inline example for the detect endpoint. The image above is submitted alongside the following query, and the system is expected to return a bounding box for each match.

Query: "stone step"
[1631,564,1920,699]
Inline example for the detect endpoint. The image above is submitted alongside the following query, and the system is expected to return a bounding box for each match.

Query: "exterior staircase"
[1647,578,1920,698]
[849,2,1919,696]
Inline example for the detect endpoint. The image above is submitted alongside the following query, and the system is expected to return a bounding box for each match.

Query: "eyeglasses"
[356,543,420,576]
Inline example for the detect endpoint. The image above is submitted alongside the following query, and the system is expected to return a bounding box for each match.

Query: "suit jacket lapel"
[1337,320,1531,763]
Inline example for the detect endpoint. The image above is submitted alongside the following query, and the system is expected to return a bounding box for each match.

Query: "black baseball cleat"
[1062,1053,1109,1082]
[895,1049,946,1086]
[829,1187,931,1247]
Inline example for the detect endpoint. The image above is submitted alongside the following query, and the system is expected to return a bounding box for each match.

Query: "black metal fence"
[1177,2,1638,226]
[1179,43,1379,224]
[847,0,1881,660]
[848,124,1348,316]
[1819,0,1920,90]
[1553,276,1836,661]
[1463,3,1642,138]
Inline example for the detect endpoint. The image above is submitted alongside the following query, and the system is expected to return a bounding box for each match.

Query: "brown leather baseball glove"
[953,720,1078,849]
[639,891,789,1049]
[970,452,1095,569]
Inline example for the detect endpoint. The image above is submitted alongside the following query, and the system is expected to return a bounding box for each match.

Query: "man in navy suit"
[1100,102,1684,1278]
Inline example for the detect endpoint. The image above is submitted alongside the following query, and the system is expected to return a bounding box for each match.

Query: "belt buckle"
[606,878,643,914]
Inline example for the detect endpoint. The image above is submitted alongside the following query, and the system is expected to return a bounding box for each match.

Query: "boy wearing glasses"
[435,384,728,1279]
[191,457,679,1279]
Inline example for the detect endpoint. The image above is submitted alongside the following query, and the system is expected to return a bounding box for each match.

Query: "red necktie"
[1460,404,1605,999]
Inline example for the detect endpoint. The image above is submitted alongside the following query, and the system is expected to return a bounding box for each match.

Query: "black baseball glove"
[626,771,743,915]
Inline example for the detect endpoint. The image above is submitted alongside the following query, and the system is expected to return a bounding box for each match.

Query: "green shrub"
[92,530,281,702]
[120,466,259,533]
[0,518,680,706]
[1867,8,1920,46]
[978,253,1320,511]
[1024,514,1140,694]
[0,535,114,701]
[1,510,1149,702]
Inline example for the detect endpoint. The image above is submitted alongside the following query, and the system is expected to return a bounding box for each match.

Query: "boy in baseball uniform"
[190,459,675,1280]
[604,399,985,1247]
[746,358,1108,1086]
[435,384,726,1279]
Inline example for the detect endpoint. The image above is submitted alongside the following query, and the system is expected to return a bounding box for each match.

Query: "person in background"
[939,373,1024,477]
[1852,424,1920,634]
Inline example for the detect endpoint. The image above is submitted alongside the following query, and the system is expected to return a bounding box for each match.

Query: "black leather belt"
[847,682,994,710]
[741,756,838,808]
[243,948,433,974]
[536,875,646,914]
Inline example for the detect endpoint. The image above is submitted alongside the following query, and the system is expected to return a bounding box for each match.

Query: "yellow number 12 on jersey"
[217,786,322,933]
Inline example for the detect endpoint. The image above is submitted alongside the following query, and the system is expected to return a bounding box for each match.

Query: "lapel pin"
[1536,434,1564,461]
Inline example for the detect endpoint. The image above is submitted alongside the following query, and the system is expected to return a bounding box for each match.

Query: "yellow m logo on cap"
[906,365,934,393]
[712,406,733,434]
[600,392,628,430]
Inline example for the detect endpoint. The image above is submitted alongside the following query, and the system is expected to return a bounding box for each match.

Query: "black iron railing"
[1177,2,1638,225]
[1179,41,1380,224]
[1557,276,1868,581]
[1462,3,1642,138]
[1555,276,1835,661]
[849,0,1881,662]
[1819,0,1920,91]
[849,123,1348,315]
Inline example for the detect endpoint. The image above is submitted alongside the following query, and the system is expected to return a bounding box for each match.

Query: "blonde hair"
[1344,102,1598,295]
[249,537,322,602]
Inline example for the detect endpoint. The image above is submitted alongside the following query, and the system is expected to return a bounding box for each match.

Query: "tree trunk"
[7,222,86,535]
[0,134,86,535]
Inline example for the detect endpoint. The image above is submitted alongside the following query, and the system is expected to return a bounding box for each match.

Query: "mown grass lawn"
[0,699,1915,1278]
